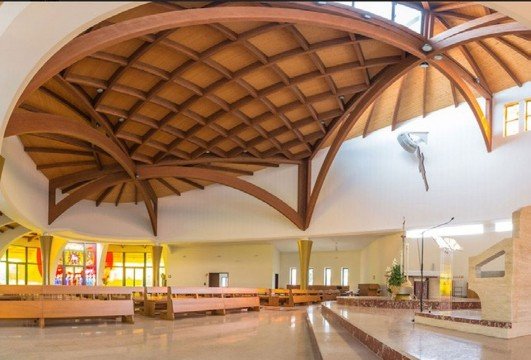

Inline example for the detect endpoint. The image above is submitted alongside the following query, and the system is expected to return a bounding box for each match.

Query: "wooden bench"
[319,289,340,301]
[142,287,169,316]
[165,287,260,319]
[221,287,260,313]
[270,289,292,306]
[289,289,321,306]
[0,285,135,328]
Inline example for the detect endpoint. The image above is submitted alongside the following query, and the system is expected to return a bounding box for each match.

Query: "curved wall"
[0,3,530,243]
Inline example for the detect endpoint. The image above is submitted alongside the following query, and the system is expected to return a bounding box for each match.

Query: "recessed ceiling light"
[118,117,125,122]
[433,54,443,61]
[362,13,372,19]
[421,43,433,52]
[96,88,104,94]
[317,1,327,4]
[95,122,101,127]
[419,61,429,68]
[475,77,481,84]
[339,95,345,101]
[320,121,326,125]
[205,150,210,154]
[243,150,248,153]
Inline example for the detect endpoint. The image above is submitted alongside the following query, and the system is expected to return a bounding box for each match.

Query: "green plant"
[385,258,405,290]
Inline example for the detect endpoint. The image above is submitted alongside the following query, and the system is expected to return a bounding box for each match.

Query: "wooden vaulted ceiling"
[6,1,530,236]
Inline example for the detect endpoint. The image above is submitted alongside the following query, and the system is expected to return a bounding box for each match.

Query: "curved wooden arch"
[20,6,426,101]
[137,165,304,230]
[5,110,135,177]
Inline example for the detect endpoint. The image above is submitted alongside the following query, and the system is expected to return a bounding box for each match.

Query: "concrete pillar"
[298,239,313,290]
[152,245,163,287]
[39,235,53,285]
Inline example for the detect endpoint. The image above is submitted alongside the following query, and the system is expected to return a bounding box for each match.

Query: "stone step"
[306,305,380,360]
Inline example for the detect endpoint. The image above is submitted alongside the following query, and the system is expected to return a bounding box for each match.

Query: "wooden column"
[297,239,313,290]
[39,235,53,285]
[152,245,163,286]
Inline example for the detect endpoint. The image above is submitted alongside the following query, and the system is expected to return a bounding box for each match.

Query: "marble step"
[306,305,379,360]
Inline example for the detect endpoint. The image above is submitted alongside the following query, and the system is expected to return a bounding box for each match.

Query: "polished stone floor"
[325,302,531,360]
[0,309,316,360]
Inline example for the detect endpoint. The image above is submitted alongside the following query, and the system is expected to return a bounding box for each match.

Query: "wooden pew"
[0,285,136,328]
[222,288,260,313]
[165,287,260,319]
[142,287,169,316]
[319,289,340,301]
[131,286,146,313]
[0,285,42,324]
[270,289,291,306]
[289,289,321,306]
[165,287,225,320]
[258,288,272,305]
[40,286,135,327]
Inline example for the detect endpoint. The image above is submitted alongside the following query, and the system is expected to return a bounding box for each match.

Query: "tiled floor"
[0,309,316,360]
[324,302,531,360]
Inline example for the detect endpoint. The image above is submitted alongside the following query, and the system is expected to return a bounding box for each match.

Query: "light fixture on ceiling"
[118,117,125,122]
[316,1,327,4]
[320,120,326,125]
[475,77,481,84]
[397,132,430,191]
[421,43,433,52]
[205,150,210,154]
[433,54,443,61]
[96,88,104,94]
[419,61,429,68]
[362,13,372,19]
[339,95,345,101]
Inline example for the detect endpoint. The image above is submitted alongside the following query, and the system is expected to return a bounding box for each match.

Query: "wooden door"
[208,273,220,287]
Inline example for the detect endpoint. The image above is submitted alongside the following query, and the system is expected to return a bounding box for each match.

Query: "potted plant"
[385,258,405,299]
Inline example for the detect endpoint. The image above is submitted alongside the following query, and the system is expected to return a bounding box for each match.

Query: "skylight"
[329,1,423,34]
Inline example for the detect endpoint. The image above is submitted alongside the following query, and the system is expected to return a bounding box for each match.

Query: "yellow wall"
[166,243,276,288]
[279,250,362,289]
[359,232,402,285]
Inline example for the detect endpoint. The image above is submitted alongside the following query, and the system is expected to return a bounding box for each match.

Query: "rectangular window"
[324,267,332,286]
[394,3,422,33]
[354,1,393,20]
[341,268,349,286]
[308,268,314,286]
[526,100,531,131]
[289,267,297,286]
[504,102,519,136]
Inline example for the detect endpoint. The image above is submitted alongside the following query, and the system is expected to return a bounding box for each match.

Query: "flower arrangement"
[385,258,405,295]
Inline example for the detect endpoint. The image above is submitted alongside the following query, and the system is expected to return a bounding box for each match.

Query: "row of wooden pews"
[0,285,134,328]
[0,286,260,327]
[258,288,335,307]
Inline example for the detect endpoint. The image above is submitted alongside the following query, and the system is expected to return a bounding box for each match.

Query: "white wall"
[165,243,276,288]
[279,250,361,289]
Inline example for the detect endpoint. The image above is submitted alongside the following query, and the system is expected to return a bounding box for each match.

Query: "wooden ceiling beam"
[433,2,475,12]
[96,186,117,207]
[37,160,95,170]
[137,165,303,229]
[5,110,136,178]
[61,180,91,194]
[391,75,406,131]
[195,164,254,177]
[24,146,95,157]
[50,172,129,222]
[496,37,530,61]
[435,16,492,95]
[50,166,124,189]
[176,178,204,190]
[158,155,300,167]
[432,20,526,50]
[114,183,126,206]
[28,134,105,154]
[156,178,181,196]
[362,102,377,138]
[476,40,522,87]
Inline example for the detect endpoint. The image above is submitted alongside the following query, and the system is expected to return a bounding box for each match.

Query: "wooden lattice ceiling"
[6,1,530,236]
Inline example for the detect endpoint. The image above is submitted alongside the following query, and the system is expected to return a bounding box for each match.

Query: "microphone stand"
[419,217,454,313]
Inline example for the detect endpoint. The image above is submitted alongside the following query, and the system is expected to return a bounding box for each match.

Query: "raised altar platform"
[320,302,531,359]
[337,296,481,310]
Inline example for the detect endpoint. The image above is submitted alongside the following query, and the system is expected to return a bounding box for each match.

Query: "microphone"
[421,217,455,236]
